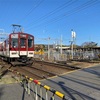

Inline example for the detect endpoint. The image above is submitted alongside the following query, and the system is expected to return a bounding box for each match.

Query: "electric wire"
[25,0,78,27]
[26,0,99,31]
[1,1,22,31]
[48,0,99,23]
[0,0,44,32]
[17,0,44,24]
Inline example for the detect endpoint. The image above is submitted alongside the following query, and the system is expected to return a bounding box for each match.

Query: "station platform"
[0,65,100,100]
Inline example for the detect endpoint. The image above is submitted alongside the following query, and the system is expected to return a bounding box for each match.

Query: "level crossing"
[0,65,100,100]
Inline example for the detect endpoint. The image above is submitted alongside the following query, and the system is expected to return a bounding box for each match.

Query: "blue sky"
[0,0,100,46]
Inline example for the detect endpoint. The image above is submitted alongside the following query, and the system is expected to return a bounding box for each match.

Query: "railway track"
[0,59,80,81]
[11,66,55,80]
[33,59,80,69]
[0,59,13,78]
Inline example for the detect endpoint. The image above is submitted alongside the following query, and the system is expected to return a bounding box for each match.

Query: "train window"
[20,38,26,47]
[11,38,18,48]
[28,39,33,48]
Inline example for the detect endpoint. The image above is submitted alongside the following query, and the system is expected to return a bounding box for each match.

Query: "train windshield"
[20,38,26,47]
[28,36,33,48]
[12,38,18,48]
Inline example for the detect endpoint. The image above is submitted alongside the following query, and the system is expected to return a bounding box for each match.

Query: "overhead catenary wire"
[0,0,99,36]
[0,1,22,31]
[0,0,44,31]
[16,0,45,24]
[24,0,78,28]
[45,0,99,24]
[26,0,99,31]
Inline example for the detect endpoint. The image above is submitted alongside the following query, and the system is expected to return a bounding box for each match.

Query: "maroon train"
[0,31,34,63]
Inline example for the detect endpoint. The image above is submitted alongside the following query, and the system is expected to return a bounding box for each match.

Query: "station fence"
[34,49,100,61]
[8,68,72,100]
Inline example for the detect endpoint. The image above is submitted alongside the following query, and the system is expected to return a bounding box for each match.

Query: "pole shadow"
[0,87,4,99]
[82,68,100,77]
[46,78,96,100]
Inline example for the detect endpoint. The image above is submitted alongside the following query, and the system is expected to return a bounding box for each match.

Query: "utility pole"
[60,35,62,55]
[71,29,76,59]
[48,37,50,60]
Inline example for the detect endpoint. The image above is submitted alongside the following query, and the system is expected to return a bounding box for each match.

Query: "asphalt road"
[0,83,34,100]
[41,65,100,100]
[0,65,100,100]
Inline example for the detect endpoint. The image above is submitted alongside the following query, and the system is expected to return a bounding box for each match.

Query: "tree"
[81,41,98,48]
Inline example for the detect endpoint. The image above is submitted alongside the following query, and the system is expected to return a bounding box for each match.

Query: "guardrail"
[8,68,72,100]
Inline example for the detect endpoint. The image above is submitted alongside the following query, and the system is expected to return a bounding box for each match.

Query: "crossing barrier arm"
[8,69,72,100]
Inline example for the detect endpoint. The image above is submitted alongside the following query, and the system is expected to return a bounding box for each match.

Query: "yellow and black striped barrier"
[8,69,72,100]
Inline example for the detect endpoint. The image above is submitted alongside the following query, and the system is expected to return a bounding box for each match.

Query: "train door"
[27,35,34,57]
[19,34,27,56]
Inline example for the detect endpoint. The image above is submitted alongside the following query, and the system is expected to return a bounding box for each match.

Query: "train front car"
[9,32,34,63]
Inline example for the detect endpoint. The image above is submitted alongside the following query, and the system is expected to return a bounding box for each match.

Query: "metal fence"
[34,49,100,61]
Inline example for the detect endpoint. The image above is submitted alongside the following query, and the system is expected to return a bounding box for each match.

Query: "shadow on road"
[0,87,4,99]
[82,68,100,77]
[46,78,96,100]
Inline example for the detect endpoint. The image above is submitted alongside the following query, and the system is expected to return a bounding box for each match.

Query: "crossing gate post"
[46,89,48,100]
[40,85,42,100]
[35,83,38,100]
[50,94,55,100]
[32,82,36,98]
[28,80,31,95]
[22,79,28,93]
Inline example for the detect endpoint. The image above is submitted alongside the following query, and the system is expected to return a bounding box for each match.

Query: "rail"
[34,60,80,69]
[8,68,72,100]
